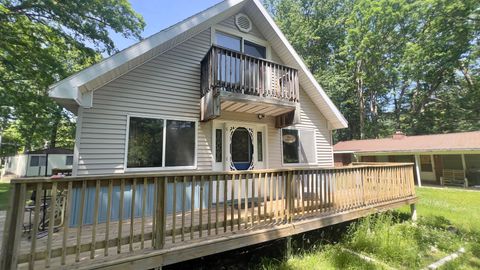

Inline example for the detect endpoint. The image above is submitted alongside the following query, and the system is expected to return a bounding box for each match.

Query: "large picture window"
[127,116,196,169]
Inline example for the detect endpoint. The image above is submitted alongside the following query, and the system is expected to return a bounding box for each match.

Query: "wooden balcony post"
[0,183,26,270]
[154,177,168,249]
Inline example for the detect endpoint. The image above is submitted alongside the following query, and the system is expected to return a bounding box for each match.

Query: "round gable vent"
[235,13,252,33]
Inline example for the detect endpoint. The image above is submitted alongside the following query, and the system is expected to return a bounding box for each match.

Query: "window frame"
[211,25,271,60]
[29,155,46,167]
[66,155,74,166]
[280,127,318,166]
[124,114,198,172]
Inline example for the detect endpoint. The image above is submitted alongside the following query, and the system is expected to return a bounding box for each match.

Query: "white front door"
[213,121,266,171]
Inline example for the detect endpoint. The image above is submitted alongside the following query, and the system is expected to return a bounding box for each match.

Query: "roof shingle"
[333,131,480,153]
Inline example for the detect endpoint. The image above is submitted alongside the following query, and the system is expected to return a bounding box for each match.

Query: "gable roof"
[333,131,480,154]
[48,0,348,130]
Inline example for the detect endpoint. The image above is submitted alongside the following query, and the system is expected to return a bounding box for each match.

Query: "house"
[334,131,480,187]
[0,1,418,269]
[2,147,73,177]
[48,0,347,176]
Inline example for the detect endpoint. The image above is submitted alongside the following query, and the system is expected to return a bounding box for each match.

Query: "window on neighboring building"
[127,116,196,169]
[420,155,433,172]
[66,155,73,166]
[282,129,299,164]
[30,156,46,167]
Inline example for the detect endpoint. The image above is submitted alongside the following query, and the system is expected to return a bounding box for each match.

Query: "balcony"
[200,46,300,127]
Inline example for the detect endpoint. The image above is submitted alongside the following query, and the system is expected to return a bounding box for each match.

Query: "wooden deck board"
[1,165,417,270]
[17,196,417,270]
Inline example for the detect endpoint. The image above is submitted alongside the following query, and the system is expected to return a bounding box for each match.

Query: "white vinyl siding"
[218,12,265,40]
[77,29,212,175]
[75,18,333,175]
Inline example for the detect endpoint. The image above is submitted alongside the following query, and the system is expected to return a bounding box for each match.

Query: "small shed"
[333,131,480,187]
[3,147,74,177]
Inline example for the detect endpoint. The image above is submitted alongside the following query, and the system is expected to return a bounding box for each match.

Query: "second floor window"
[215,31,266,58]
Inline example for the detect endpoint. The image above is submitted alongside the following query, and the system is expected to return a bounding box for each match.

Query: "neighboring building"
[48,0,347,176]
[3,147,74,177]
[334,131,480,186]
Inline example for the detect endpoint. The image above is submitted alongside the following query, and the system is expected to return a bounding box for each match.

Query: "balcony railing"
[201,45,300,103]
[0,164,416,269]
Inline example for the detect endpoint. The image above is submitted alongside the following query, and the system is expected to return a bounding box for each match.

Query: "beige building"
[334,131,480,187]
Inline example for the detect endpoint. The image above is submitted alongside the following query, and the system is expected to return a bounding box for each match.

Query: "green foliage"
[0,0,145,154]
[0,182,10,210]
[257,187,480,269]
[265,0,480,141]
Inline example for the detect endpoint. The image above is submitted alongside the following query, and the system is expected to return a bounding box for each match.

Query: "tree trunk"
[356,60,365,139]
[460,62,475,90]
[49,110,62,149]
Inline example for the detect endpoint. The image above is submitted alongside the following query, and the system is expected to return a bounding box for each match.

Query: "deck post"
[410,204,417,222]
[285,236,292,259]
[154,177,168,250]
[0,183,26,270]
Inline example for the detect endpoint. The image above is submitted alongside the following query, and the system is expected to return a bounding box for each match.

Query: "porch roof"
[333,131,480,154]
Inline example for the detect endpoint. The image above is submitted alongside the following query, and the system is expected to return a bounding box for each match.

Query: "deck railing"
[200,45,300,103]
[1,164,415,269]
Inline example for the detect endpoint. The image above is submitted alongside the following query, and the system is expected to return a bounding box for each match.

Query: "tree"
[265,0,480,142]
[0,0,145,154]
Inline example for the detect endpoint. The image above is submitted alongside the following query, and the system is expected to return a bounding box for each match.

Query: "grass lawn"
[257,187,480,270]
[0,182,11,211]
[400,187,480,234]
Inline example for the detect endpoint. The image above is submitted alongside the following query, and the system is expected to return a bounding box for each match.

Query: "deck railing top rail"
[11,163,415,183]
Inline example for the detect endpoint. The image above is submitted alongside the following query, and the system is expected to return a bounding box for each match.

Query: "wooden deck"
[1,164,417,270]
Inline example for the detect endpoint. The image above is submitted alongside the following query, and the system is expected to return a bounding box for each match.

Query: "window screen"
[282,129,299,164]
[165,120,195,167]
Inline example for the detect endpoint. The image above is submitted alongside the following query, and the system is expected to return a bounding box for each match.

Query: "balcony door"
[214,31,267,93]
[213,121,266,171]
[215,31,266,58]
